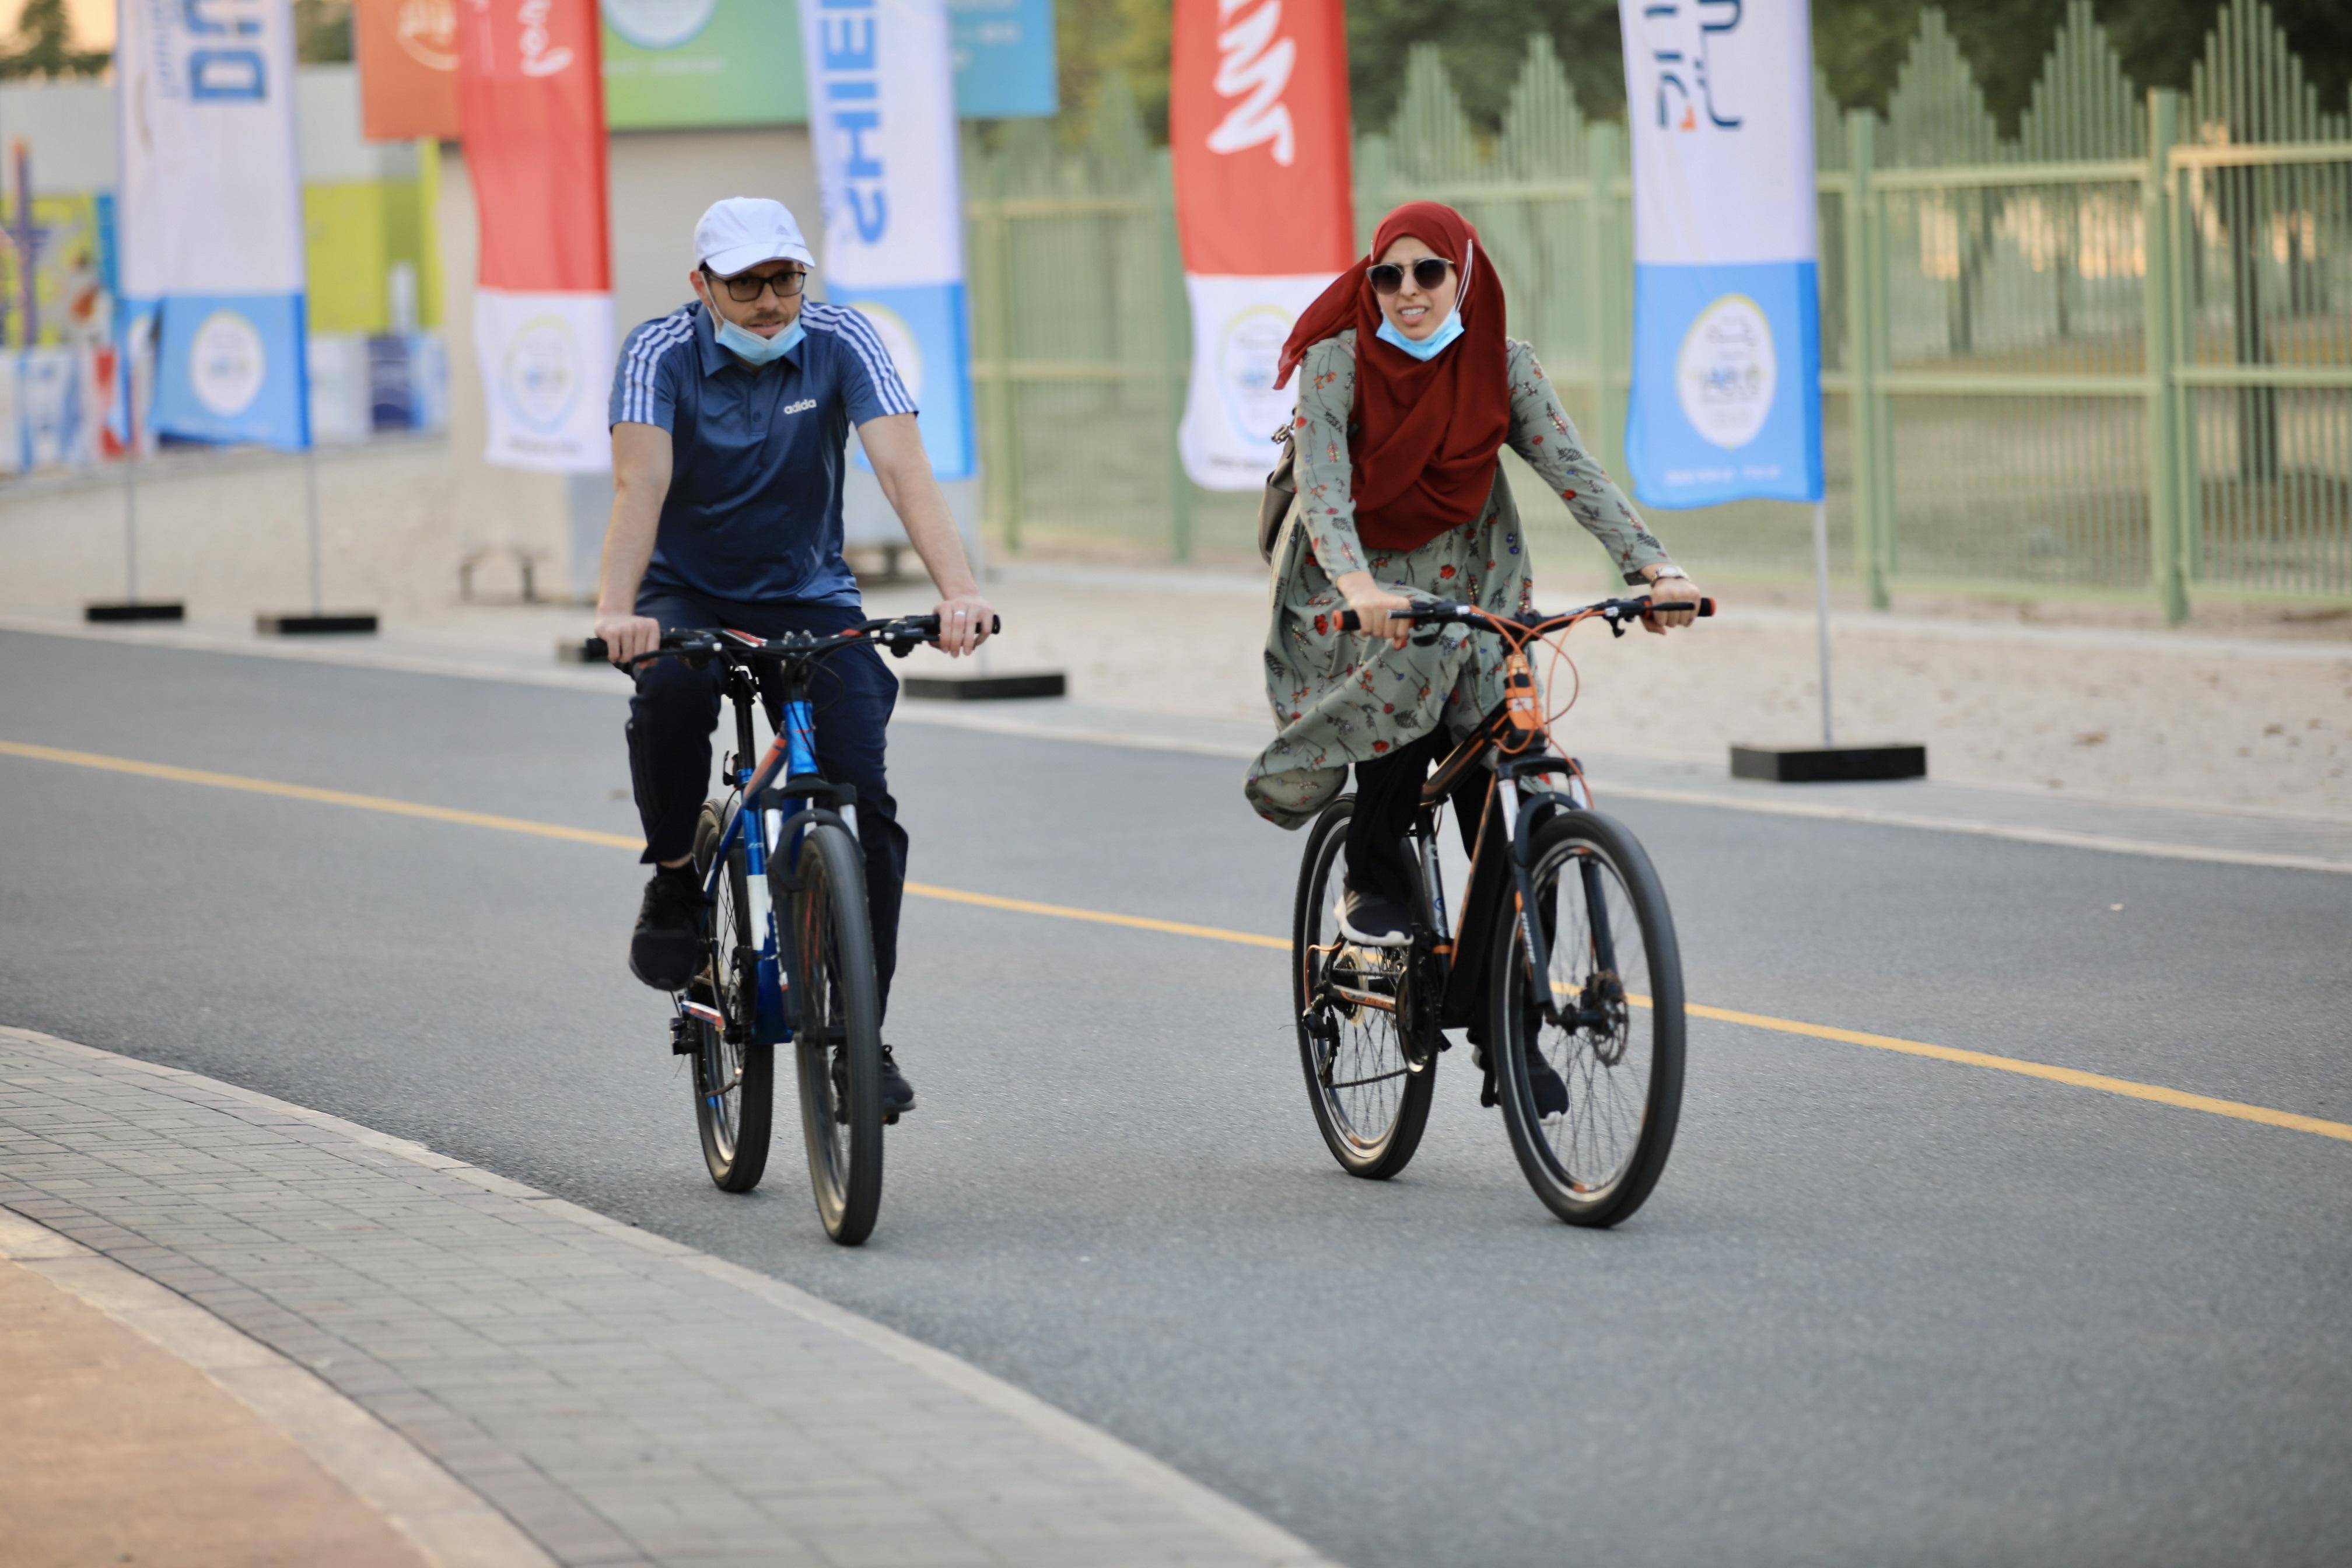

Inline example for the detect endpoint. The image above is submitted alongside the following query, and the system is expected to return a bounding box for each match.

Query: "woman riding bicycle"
[1247,201,1704,946]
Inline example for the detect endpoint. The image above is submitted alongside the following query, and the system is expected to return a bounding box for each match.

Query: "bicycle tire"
[777,818,885,1245]
[690,801,773,1193]
[1490,810,1685,1227]
[1292,795,1437,1180]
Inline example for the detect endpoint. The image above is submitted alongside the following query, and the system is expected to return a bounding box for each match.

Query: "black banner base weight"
[85,601,186,624]
[1731,743,1927,783]
[902,671,1067,702]
[257,612,380,636]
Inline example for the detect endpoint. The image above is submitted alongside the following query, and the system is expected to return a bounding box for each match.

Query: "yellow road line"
[7,736,2347,1145]
[0,741,643,849]
[905,883,1289,950]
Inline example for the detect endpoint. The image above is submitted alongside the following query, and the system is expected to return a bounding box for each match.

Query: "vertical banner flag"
[1619,0,1824,507]
[458,0,614,471]
[1169,0,1353,490]
[115,0,311,450]
[355,0,463,140]
[800,0,975,480]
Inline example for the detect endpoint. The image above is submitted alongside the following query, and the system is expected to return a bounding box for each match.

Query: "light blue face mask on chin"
[714,312,803,366]
[1376,309,1464,361]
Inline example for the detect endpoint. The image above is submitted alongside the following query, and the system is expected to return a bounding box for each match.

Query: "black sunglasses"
[702,264,807,302]
[1368,256,1455,295]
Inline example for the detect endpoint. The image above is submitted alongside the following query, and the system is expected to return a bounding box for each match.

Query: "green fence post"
[986,159,1025,555]
[1843,111,1889,608]
[2144,89,2187,624]
[1583,122,1626,481]
[1158,151,1196,564]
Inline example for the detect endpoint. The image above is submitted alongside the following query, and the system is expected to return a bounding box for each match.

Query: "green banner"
[601,0,807,130]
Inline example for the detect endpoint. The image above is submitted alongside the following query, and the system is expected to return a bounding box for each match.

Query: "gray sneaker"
[1335,883,1411,947]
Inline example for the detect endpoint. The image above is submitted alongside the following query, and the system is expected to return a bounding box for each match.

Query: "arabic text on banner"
[1619,0,1825,508]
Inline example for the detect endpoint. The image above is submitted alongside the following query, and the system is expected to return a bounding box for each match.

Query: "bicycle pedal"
[883,1111,900,1126]
[668,1017,696,1056]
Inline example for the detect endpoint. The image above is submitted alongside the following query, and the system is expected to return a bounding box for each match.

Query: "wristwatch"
[1646,565,1689,583]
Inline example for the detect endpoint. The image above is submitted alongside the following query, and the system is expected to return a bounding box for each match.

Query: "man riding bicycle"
[595,197,994,1115]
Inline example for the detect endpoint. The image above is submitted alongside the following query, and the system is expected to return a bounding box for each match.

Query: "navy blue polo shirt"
[608,299,917,607]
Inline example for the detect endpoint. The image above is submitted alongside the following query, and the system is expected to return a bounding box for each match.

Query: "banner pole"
[121,437,139,602]
[1811,499,1834,747]
[303,444,323,615]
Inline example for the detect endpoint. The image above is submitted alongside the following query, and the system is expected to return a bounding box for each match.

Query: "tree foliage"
[0,0,107,79]
[1055,0,2352,143]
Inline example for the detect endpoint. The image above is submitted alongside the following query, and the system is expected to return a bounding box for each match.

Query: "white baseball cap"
[694,197,815,278]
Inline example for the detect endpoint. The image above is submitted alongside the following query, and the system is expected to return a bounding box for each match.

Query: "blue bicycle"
[596,614,980,1245]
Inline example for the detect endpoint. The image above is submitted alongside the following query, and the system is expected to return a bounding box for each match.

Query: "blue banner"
[1619,0,1822,508]
[117,0,310,452]
[949,0,1056,118]
[803,0,979,482]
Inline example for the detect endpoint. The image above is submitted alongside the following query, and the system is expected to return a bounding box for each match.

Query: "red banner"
[355,0,461,141]
[1168,0,1355,488]
[1170,0,1354,276]
[457,0,613,471]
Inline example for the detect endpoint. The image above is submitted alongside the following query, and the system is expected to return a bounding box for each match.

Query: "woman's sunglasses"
[1368,257,1456,296]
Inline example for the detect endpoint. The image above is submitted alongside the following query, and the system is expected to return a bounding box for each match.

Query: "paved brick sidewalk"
[0,1026,1337,1568]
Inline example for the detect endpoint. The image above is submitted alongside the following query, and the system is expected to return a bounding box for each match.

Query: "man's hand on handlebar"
[1334,571,1417,650]
[594,609,664,668]
[932,590,996,658]
[1640,569,1704,634]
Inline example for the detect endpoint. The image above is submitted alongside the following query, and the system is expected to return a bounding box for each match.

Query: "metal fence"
[963,0,2352,618]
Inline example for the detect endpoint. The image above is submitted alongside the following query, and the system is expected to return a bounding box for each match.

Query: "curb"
[0,1204,555,1568]
[0,1024,1341,1568]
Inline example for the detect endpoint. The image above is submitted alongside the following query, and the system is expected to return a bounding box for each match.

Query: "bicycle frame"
[1409,721,1597,1035]
[694,653,864,1051]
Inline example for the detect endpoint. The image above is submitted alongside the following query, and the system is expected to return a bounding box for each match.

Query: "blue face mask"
[1377,309,1465,361]
[714,312,803,367]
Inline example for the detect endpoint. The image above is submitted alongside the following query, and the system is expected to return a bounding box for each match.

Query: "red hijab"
[1275,202,1511,554]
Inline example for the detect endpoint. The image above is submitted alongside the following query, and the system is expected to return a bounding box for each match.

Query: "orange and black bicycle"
[1294,592,1714,1227]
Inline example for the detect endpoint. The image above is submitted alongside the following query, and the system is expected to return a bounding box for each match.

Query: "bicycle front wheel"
[1491,810,1685,1227]
[1293,795,1436,1180]
[778,819,884,1245]
[690,801,774,1193]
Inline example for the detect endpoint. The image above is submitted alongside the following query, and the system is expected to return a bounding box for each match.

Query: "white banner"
[115,0,311,449]
[800,0,975,480]
[1619,0,1824,506]
[1178,274,1334,491]
[473,290,616,473]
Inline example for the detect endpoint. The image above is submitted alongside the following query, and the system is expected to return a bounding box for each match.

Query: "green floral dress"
[1245,330,1676,828]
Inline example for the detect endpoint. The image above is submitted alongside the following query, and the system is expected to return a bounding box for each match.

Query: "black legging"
[1343,726,1488,905]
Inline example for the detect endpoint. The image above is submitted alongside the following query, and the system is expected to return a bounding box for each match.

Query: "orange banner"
[355,0,461,142]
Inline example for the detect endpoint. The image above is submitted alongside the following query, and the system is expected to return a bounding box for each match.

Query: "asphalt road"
[4,627,2349,1568]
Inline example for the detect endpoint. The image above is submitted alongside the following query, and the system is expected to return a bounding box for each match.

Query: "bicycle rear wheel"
[778,818,884,1245]
[1293,796,1436,1180]
[690,801,772,1192]
[1491,810,1685,1227]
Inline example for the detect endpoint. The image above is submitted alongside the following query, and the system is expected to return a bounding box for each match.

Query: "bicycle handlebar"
[582,613,1002,668]
[1336,594,1716,634]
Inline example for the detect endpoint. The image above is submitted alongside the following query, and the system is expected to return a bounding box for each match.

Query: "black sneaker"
[1524,1050,1571,1119]
[878,1046,915,1115]
[629,865,704,992]
[1335,883,1411,947]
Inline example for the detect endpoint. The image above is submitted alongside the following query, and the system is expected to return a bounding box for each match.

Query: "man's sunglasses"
[1368,257,1456,295]
[704,265,807,302]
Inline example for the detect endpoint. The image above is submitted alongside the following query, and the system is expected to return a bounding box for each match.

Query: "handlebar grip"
[1337,610,1360,632]
[583,636,608,660]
